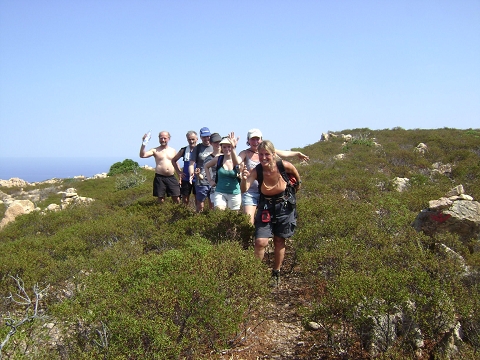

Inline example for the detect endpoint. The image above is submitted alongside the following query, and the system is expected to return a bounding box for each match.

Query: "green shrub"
[54,241,268,359]
[0,202,6,219]
[107,159,140,176]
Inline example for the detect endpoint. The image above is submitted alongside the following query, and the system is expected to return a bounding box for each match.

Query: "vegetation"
[107,159,140,176]
[1,128,479,359]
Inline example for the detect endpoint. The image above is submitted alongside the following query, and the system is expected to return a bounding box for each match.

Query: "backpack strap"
[255,162,264,188]
[256,160,289,189]
[215,155,224,184]
[195,144,203,163]
[180,146,187,161]
[276,160,290,184]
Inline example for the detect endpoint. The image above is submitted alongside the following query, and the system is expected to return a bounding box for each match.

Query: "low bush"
[107,159,140,176]
[53,240,268,359]
[115,172,146,190]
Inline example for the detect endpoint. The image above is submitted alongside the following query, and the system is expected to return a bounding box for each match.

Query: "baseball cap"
[200,127,211,137]
[247,128,262,139]
[210,133,222,143]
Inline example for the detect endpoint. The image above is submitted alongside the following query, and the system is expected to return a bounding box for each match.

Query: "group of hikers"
[139,127,309,286]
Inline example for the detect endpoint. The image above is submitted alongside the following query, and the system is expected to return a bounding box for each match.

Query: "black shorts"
[180,180,196,196]
[153,174,181,198]
[255,201,297,239]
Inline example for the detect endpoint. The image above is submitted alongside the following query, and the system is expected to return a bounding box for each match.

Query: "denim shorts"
[195,185,211,203]
[242,191,260,206]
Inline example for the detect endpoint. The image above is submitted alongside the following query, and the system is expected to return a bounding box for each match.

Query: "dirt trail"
[218,244,318,359]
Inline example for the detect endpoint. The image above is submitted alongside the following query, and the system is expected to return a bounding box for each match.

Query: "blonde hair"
[258,140,275,154]
[258,140,280,165]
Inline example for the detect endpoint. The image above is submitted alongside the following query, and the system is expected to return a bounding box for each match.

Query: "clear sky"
[1,0,479,161]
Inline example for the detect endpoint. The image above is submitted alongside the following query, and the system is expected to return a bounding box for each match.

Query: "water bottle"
[143,130,152,146]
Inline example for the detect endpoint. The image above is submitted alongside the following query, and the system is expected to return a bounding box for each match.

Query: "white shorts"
[213,192,241,210]
[209,186,216,203]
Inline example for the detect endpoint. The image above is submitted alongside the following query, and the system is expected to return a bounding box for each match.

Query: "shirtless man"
[140,131,181,204]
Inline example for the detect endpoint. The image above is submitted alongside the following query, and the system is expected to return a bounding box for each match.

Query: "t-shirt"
[204,153,216,189]
[216,166,241,195]
[191,143,213,186]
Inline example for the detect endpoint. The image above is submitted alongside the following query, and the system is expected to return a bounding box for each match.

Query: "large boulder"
[412,185,480,244]
[0,199,36,229]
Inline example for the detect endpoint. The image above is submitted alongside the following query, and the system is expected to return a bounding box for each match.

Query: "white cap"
[247,128,262,139]
[219,137,232,145]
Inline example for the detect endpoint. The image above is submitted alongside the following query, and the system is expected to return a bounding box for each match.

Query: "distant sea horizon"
[0,157,152,183]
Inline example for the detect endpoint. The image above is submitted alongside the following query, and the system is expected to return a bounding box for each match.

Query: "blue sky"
[1,0,479,162]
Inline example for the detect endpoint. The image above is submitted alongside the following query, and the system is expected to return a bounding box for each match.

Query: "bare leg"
[272,236,286,271]
[207,196,214,210]
[157,197,165,204]
[243,205,257,225]
[171,196,180,204]
[254,237,269,260]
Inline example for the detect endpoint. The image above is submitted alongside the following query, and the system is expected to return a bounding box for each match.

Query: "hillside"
[1,128,479,359]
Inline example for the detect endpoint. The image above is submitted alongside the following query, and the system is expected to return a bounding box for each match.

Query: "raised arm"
[139,134,154,158]
[227,132,243,168]
[275,149,309,162]
[240,166,258,193]
[231,147,243,168]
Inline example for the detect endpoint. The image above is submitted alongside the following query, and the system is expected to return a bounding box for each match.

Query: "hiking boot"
[270,270,280,287]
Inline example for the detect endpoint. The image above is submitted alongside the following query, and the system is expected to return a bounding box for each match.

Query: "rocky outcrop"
[0,199,36,229]
[0,177,31,188]
[59,188,94,209]
[414,142,428,154]
[1,174,99,229]
[0,173,109,188]
[432,162,452,176]
[412,185,480,244]
[358,298,462,358]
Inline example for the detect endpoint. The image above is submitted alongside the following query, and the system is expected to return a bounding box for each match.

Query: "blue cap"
[199,127,211,137]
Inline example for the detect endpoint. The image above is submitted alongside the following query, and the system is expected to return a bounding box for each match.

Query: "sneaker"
[270,270,280,287]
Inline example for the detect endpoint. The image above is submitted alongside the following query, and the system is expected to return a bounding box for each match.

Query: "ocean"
[0,157,152,183]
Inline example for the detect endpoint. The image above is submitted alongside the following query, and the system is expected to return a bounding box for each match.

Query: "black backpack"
[215,155,241,184]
